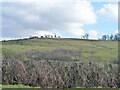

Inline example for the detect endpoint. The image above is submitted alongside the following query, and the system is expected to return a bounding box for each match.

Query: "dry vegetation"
[2,59,118,88]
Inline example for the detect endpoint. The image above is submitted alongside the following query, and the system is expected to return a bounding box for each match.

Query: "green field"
[1,84,41,88]
[2,38,118,63]
[2,84,35,88]
[2,85,119,90]
[1,84,102,89]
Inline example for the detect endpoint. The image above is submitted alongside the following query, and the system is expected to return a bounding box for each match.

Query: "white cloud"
[98,3,118,21]
[115,30,118,33]
[66,28,84,37]
[88,30,98,39]
[2,0,96,39]
[0,37,16,41]
[33,31,54,36]
[115,30,120,34]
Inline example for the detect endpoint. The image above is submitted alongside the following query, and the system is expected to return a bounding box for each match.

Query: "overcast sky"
[1,0,118,40]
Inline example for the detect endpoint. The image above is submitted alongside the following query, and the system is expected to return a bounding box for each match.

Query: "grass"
[2,38,118,63]
[1,84,102,89]
[2,85,119,90]
[2,84,40,88]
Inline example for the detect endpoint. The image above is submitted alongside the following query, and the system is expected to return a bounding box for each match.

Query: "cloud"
[98,3,118,21]
[66,28,84,37]
[88,30,98,39]
[115,30,120,34]
[2,0,96,39]
[115,30,118,34]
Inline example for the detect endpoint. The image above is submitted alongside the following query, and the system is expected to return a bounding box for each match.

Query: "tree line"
[29,34,61,39]
[2,34,61,41]
[3,33,120,41]
[81,33,120,41]
[100,33,120,41]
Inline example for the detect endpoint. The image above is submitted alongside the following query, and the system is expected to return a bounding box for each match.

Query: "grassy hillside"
[2,39,119,88]
[2,38,118,63]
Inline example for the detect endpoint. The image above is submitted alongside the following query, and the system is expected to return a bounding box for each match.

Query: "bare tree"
[102,35,107,40]
[54,34,57,38]
[110,34,113,41]
[85,33,89,39]
[58,36,61,38]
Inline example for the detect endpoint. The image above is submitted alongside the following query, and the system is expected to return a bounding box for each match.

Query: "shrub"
[27,49,81,61]
[2,59,118,88]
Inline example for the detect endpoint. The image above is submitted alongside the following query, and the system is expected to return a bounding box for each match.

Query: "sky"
[1,0,118,40]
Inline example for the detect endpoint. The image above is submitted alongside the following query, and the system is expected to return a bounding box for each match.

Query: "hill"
[2,38,119,88]
[2,38,118,63]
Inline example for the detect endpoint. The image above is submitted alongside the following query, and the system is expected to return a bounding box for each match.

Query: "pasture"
[2,38,118,63]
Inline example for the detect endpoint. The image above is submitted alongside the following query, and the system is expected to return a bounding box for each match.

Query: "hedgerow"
[2,59,118,88]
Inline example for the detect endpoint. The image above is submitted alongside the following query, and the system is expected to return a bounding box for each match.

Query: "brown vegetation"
[2,59,118,88]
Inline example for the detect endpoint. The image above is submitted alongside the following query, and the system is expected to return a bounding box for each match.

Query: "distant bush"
[25,49,81,61]
[2,59,118,88]
[2,48,81,61]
